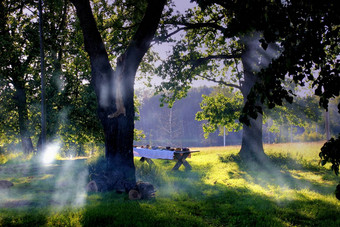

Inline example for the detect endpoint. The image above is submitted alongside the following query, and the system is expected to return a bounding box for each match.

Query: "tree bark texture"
[2,3,35,154]
[239,34,267,163]
[71,0,166,191]
[13,78,34,154]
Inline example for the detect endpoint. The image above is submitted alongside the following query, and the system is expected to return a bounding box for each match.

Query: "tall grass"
[0,142,339,226]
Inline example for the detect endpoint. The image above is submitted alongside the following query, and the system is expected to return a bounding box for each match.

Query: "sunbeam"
[41,142,60,165]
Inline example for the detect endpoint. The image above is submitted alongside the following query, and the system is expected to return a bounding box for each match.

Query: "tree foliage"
[320,134,340,176]
[216,0,340,123]
[156,0,339,124]
[196,88,243,138]
[0,0,40,153]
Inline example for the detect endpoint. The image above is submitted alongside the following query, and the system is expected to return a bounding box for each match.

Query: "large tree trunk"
[71,0,166,191]
[239,113,267,162]
[13,79,34,154]
[239,34,267,163]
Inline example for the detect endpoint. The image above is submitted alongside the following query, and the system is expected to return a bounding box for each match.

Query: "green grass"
[1,142,339,226]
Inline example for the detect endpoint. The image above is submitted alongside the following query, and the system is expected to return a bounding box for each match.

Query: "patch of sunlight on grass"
[47,209,83,227]
[189,146,249,188]
[38,174,54,181]
[58,156,88,161]
[264,141,325,161]
[1,142,340,226]
[0,152,24,164]
[296,188,337,203]
[10,174,54,186]
[289,170,335,186]
[191,145,240,156]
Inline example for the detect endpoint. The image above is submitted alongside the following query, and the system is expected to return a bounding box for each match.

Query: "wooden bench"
[133,147,199,171]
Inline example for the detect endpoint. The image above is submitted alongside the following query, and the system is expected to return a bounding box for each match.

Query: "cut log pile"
[86,180,155,200]
[128,181,156,200]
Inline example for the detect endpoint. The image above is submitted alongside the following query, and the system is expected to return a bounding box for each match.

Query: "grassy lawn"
[0,142,339,226]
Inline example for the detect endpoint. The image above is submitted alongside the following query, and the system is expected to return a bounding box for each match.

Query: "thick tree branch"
[153,27,186,43]
[178,21,226,33]
[154,16,227,43]
[163,22,226,41]
[103,23,139,31]
[125,0,167,68]
[198,74,241,89]
[70,0,112,75]
[189,54,242,89]
[191,54,241,68]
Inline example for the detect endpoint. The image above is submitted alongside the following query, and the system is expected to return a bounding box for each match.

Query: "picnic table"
[133,147,199,171]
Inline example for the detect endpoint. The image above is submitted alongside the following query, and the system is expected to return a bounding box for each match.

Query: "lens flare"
[41,143,60,164]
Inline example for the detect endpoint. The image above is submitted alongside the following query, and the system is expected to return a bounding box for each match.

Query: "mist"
[0,142,89,209]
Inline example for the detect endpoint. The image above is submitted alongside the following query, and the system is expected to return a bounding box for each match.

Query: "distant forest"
[135,87,340,147]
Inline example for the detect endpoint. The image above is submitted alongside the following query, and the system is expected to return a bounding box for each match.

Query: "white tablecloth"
[133,148,174,160]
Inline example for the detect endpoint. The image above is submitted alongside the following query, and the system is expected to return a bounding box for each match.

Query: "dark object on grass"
[0,180,13,189]
[128,181,156,200]
[129,189,142,200]
[319,135,340,201]
[335,183,340,201]
[88,157,135,192]
[319,134,340,175]
[137,181,156,199]
[86,180,98,192]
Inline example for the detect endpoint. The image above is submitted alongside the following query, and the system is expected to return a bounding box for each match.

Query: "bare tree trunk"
[71,0,166,191]
[13,80,34,154]
[38,0,46,153]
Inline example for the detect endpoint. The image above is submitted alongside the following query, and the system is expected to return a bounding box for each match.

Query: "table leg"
[172,153,191,171]
[182,159,192,170]
[146,158,154,165]
[140,157,154,165]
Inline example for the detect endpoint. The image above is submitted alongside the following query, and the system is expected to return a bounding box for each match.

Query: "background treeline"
[134,86,340,147]
[1,81,339,159]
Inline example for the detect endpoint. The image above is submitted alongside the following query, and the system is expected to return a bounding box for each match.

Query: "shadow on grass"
[79,159,340,226]
[219,153,338,195]
[80,165,340,227]
[1,157,340,226]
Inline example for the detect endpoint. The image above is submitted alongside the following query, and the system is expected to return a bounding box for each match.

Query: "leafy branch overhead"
[155,0,339,125]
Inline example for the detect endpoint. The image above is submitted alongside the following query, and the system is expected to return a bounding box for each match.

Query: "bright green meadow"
[0,142,339,226]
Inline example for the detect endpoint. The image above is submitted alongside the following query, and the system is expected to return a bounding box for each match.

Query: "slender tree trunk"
[13,79,34,154]
[39,0,46,152]
[71,0,166,191]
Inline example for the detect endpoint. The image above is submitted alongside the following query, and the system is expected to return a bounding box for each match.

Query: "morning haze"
[0,0,339,226]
